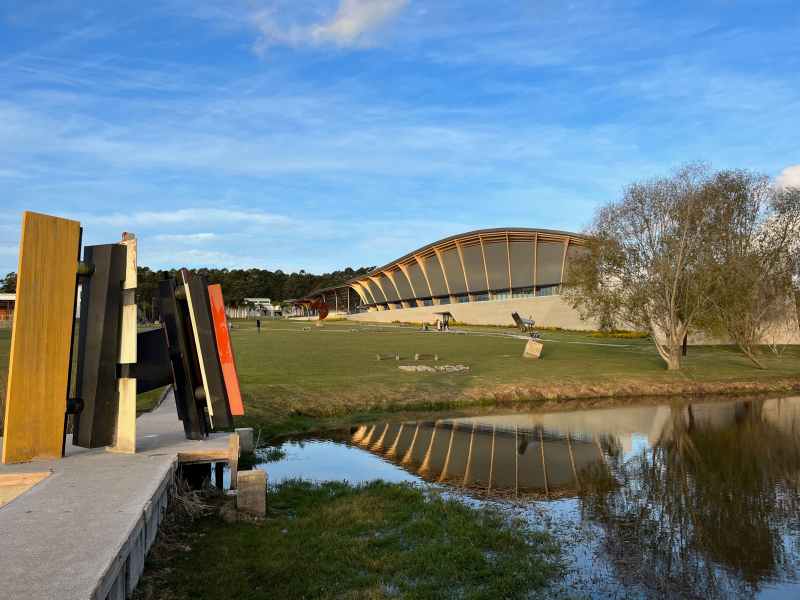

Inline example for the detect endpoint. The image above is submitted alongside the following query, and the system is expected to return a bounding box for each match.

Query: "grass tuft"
[135,479,560,600]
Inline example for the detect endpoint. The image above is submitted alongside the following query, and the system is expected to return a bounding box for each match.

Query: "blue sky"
[1,0,799,275]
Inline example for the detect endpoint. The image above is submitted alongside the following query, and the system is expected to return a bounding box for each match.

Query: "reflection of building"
[294,228,593,328]
[0,293,14,325]
[348,398,800,498]
[351,418,611,497]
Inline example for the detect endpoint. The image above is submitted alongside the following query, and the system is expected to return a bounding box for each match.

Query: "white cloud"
[153,232,219,242]
[251,0,407,51]
[311,0,407,45]
[78,208,292,228]
[776,165,800,191]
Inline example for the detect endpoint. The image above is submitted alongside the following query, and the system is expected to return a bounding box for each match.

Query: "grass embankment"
[226,319,800,438]
[134,480,559,600]
[2,321,800,438]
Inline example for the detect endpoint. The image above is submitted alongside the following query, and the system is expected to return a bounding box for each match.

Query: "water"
[254,396,800,599]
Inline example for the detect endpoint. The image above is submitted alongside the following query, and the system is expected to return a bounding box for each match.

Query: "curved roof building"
[297,227,593,328]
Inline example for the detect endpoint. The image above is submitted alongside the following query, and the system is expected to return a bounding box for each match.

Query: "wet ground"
[251,396,800,599]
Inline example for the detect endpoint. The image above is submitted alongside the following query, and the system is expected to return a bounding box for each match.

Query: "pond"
[253,396,800,599]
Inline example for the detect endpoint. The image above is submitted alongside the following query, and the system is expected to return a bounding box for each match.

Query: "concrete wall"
[346,295,599,330]
[346,295,800,344]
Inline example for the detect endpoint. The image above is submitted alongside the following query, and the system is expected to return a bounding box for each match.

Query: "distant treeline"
[0,265,372,314]
[136,265,373,313]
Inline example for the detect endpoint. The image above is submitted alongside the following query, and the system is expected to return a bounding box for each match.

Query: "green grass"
[2,320,799,438]
[227,319,800,437]
[134,480,560,600]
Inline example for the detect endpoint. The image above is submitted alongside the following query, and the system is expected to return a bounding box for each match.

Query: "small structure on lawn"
[433,311,453,331]
[512,311,544,359]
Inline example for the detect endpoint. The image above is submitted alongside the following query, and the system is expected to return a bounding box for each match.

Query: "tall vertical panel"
[405,261,430,297]
[364,279,386,303]
[390,268,414,300]
[2,212,81,464]
[422,254,449,296]
[158,278,208,440]
[376,273,400,302]
[182,270,233,429]
[483,241,510,291]
[460,243,486,293]
[536,241,565,286]
[208,284,244,417]
[509,241,535,289]
[440,247,467,294]
[355,282,375,305]
[72,244,126,448]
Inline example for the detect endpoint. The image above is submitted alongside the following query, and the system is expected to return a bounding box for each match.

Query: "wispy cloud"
[190,0,410,54]
[309,0,408,46]
[77,209,291,228]
[2,0,799,278]
[153,232,219,242]
[776,165,800,191]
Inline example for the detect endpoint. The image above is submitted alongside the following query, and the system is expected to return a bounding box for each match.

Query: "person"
[256,318,261,333]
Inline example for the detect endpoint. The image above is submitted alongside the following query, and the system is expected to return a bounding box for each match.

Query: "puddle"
[252,396,800,599]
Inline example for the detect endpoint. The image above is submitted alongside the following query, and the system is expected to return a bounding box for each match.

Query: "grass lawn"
[133,480,560,600]
[227,319,800,437]
[2,321,800,437]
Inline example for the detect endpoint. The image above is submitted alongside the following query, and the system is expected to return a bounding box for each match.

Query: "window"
[536,285,560,297]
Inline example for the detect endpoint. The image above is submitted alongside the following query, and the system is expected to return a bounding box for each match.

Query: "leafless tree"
[703,174,800,368]
[565,164,714,370]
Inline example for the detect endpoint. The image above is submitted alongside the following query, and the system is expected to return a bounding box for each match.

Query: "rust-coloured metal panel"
[207,284,244,416]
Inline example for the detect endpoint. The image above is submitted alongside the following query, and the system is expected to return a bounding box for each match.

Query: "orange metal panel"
[207,284,244,416]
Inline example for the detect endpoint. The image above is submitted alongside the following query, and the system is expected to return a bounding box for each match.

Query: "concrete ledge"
[0,391,233,600]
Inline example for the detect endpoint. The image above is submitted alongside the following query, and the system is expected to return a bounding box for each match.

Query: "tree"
[775,186,800,332]
[564,164,714,370]
[702,171,800,368]
[0,272,16,293]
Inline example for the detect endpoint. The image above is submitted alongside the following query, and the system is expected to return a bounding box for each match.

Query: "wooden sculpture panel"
[181,270,233,429]
[158,277,208,439]
[112,233,137,454]
[207,284,244,416]
[2,212,81,464]
[73,244,126,448]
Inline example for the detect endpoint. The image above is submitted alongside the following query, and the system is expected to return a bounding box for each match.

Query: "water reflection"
[582,398,800,598]
[335,397,800,598]
[350,418,617,498]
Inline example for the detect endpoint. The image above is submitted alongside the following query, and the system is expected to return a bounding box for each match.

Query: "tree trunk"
[650,321,683,370]
[666,346,681,370]
[795,289,800,333]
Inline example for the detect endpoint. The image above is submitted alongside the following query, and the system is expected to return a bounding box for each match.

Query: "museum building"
[296,227,596,329]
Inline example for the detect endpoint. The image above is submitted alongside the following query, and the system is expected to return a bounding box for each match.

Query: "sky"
[1,0,799,275]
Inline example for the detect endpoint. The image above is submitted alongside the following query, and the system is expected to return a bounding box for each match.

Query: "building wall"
[346,295,599,330]
[346,295,800,344]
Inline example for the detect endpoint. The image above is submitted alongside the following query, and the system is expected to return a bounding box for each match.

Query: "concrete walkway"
[0,391,231,600]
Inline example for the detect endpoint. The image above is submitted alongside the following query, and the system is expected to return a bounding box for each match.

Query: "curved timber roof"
[297,227,586,311]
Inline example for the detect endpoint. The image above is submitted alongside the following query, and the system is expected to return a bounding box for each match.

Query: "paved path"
[0,391,230,600]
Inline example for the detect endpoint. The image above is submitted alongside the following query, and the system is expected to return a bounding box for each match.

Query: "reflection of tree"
[582,401,800,599]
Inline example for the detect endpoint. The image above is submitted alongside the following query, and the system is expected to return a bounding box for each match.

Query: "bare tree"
[565,165,713,370]
[775,186,800,331]
[702,172,800,368]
